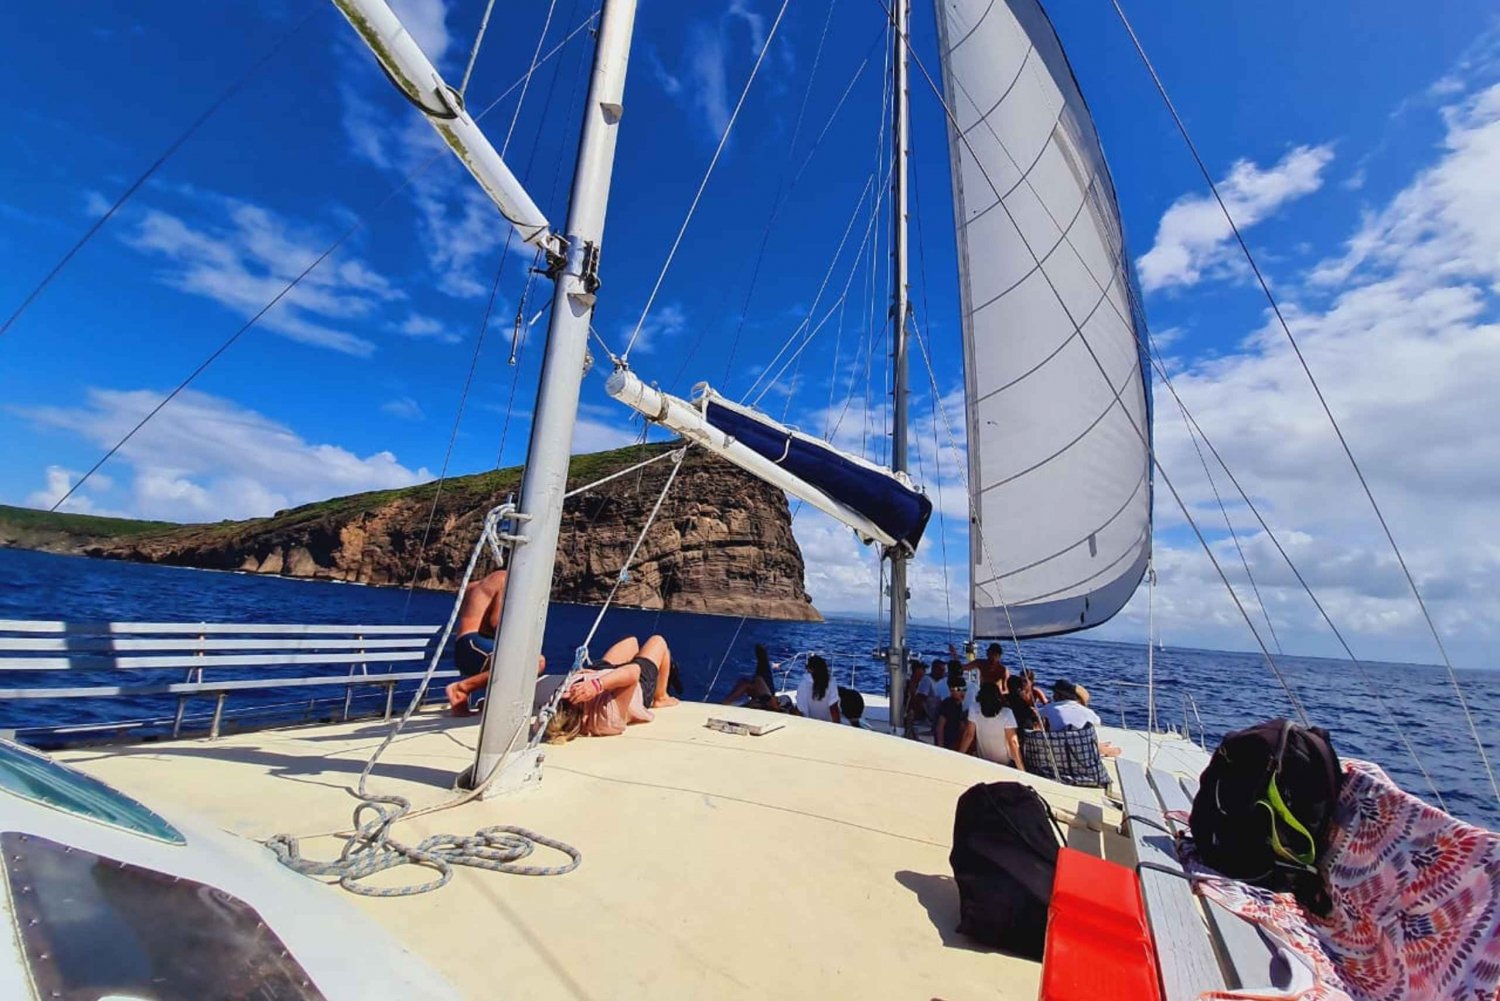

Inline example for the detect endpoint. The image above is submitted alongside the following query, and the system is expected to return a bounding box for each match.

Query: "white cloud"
[122,192,405,356]
[24,466,119,515]
[381,396,425,420]
[338,83,511,299]
[618,302,688,356]
[1137,144,1335,292]
[570,403,645,453]
[388,0,451,64]
[394,312,461,344]
[652,0,774,141]
[18,388,431,522]
[1107,82,1500,665]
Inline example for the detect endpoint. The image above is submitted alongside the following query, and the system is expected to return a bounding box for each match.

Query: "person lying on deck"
[935,674,976,754]
[1039,679,1121,757]
[543,635,679,743]
[720,643,781,710]
[794,655,841,723]
[446,569,544,716]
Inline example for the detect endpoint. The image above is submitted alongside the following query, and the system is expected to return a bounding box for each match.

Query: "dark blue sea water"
[2,547,1497,829]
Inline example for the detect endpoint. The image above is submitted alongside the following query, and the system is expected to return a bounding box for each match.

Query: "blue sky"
[2,0,1499,667]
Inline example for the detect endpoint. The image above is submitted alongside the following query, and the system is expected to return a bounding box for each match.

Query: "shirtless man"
[445,570,545,716]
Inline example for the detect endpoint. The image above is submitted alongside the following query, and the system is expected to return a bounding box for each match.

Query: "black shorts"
[600,654,659,708]
[454,632,494,678]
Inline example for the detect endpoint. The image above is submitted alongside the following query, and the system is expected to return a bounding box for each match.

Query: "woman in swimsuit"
[544,635,677,742]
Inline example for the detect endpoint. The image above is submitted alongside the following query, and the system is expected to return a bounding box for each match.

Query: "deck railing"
[0,620,451,744]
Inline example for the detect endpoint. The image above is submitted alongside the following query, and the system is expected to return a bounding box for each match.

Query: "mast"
[470,0,639,790]
[885,0,912,735]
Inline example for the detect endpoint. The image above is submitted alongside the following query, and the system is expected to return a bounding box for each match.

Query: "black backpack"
[949,782,1065,958]
[1189,719,1343,913]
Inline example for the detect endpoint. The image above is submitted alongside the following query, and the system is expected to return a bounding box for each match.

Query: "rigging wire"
[619,0,793,362]
[397,0,574,618]
[0,4,321,341]
[1107,0,1499,807]
[46,10,601,515]
[716,0,843,388]
[888,21,1314,729]
[1144,345,1447,807]
[458,0,501,97]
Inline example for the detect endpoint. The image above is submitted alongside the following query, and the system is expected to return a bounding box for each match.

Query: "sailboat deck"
[56,701,1132,1000]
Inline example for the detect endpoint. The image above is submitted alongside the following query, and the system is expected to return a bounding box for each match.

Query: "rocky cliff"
[2,443,821,621]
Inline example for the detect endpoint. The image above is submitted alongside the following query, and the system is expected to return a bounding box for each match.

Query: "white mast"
[885,0,912,735]
[467,0,639,789]
[331,0,564,260]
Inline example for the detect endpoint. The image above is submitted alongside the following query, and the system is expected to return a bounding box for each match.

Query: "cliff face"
[46,444,820,622]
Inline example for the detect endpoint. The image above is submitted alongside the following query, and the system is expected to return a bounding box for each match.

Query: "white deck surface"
[57,701,1127,1000]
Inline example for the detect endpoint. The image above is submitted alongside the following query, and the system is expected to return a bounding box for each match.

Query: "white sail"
[936,0,1152,638]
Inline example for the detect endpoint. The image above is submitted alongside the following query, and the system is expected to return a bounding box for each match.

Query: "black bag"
[1189,718,1343,914]
[949,782,1065,958]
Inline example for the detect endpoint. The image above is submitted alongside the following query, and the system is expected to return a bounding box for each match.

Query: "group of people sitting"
[906,643,1120,773]
[719,645,865,725]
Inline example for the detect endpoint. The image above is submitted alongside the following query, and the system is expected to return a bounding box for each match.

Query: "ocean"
[2,546,1496,829]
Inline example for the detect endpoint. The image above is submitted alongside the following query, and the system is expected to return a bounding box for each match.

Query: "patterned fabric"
[1019,724,1110,789]
[1182,758,1500,1001]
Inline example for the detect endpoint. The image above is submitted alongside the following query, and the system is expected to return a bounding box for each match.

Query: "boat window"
[3,832,325,1001]
[0,740,183,844]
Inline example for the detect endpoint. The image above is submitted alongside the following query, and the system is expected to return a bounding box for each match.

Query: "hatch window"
[0,740,183,844]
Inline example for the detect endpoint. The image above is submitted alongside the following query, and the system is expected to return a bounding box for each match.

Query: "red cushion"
[1040,847,1162,1001]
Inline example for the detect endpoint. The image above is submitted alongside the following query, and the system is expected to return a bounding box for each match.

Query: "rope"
[267,505,582,895]
[563,447,682,499]
[620,0,792,361]
[45,11,600,512]
[702,614,750,700]
[1108,0,1497,808]
[0,3,321,341]
[577,448,688,655]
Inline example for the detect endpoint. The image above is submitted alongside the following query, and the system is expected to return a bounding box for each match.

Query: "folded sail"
[606,371,932,551]
[702,395,933,551]
[936,0,1153,638]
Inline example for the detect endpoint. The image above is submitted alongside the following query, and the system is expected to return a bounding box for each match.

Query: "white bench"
[0,620,448,741]
[1116,757,1314,1000]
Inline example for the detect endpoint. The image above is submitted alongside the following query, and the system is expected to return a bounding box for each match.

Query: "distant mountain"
[0,443,821,622]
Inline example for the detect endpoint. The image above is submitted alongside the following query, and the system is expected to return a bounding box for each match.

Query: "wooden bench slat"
[1118,757,1228,1001]
[0,621,441,636]
[0,670,459,700]
[1149,766,1195,820]
[0,637,432,653]
[0,651,429,671]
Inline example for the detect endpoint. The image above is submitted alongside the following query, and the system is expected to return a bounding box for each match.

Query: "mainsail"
[936,0,1153,638]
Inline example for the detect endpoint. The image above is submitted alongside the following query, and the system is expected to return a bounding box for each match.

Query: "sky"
[1,0,1498,669]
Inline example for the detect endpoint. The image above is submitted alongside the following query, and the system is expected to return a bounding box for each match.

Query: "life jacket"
[1189,718,1343,914]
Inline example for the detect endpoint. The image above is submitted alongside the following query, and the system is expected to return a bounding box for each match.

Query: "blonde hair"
[1074,684,1091,707]
[543,701,584,744]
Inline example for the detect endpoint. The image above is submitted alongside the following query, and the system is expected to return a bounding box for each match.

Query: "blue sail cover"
[703,399,933,551]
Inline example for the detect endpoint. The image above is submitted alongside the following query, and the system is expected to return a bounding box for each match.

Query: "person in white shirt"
[971,681,1021,768]
[794,655,841,723]
[1039,679,1102,731]
[1038,680,1121,757]
[905,660,935,733]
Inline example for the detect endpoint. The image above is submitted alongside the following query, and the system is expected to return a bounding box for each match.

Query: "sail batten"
[937,0,1153,640]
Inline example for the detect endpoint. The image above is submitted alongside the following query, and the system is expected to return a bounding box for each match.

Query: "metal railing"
[1103,678,1208,751]
[0,620,452,745]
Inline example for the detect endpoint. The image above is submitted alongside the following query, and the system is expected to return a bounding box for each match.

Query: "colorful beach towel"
[1181,759,1500,1001]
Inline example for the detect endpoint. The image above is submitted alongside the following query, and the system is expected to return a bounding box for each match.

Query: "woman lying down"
[544,635,678,743]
